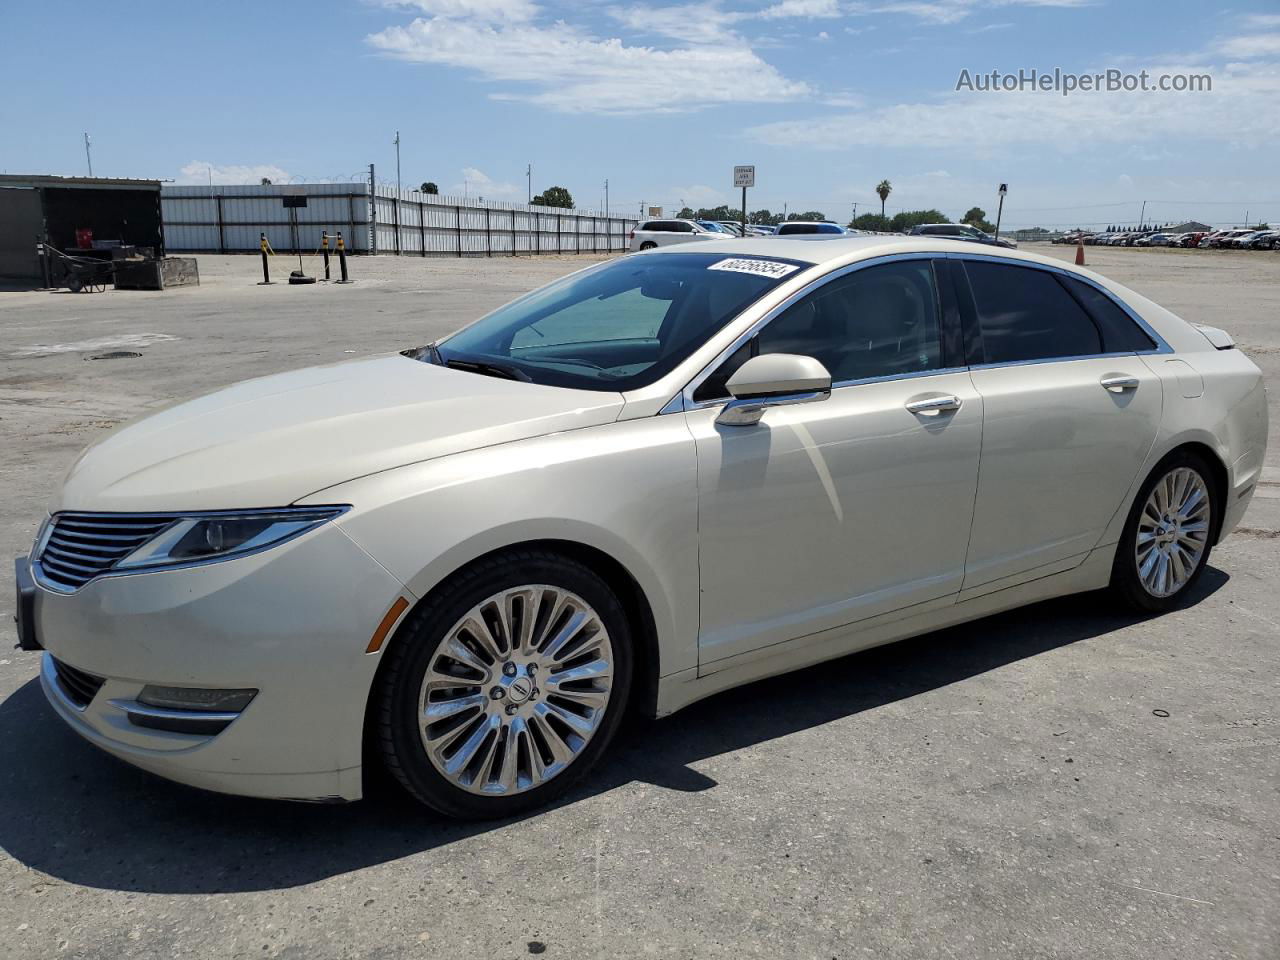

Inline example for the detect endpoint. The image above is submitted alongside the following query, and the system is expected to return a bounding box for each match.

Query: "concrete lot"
[1,246,1277,959]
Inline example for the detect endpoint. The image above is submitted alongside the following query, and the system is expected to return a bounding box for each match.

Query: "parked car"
[908,223,1017,249]
[1204,230,1253,248]
[696,221,737,237]
[715,221,749,237]
[19,236,1266,819]
[1177,232,1209,248]
[1231,230,1278,249]
[628,219,722,252]
[1136,233,1173,247]
[776,221,846,236]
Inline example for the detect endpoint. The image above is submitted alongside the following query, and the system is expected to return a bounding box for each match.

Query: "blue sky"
[4,0,1278,228]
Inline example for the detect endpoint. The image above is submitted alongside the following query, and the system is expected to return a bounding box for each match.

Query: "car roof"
[644,234,1088,270]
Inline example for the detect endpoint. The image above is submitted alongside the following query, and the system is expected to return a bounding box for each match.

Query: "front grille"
[36,513,175,590]
[51,657,106,708]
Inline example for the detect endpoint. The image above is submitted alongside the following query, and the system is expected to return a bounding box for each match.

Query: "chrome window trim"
[661,248,1174,415]
[672,252,944,412]
[944,251,1174,358]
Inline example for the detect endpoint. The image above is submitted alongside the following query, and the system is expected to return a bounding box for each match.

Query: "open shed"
[0,174,164,283]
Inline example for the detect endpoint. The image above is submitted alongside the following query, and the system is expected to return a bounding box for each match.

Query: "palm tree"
[875,179,892,218]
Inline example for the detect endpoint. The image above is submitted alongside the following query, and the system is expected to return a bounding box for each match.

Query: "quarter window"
[693,260,943,401]
[1057,275,1157,352]
[963,261,1102,364]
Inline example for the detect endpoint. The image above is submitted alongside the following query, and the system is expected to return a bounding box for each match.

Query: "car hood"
[53,354,624,513]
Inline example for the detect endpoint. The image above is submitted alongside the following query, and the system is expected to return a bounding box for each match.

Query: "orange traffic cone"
[1075,240,1085,266]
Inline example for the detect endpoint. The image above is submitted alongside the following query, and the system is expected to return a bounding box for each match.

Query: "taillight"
[628,229,634,240]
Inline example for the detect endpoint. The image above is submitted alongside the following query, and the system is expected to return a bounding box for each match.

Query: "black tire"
[639,241,657,250]
[375,549,633,819]
[1110,449,1219,613]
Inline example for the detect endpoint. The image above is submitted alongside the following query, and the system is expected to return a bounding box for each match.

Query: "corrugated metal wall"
[162,183,636,257]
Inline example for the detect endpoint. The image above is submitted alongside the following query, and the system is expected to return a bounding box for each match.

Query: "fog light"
[137,685,257,712]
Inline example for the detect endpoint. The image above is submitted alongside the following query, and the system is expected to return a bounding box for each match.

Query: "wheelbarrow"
[45,246,115,293]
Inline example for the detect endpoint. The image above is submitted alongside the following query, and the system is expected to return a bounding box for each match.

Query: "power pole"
[526,163,532,206]
[84,133,93,177]
[604,179,609,218]
[1139,199,1147,230]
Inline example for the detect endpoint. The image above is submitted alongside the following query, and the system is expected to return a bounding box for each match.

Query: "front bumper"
[33,523,409,802]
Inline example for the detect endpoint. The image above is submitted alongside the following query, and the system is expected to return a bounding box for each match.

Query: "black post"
[321,231,331,281]
[258,233,272,284]
[336,232,351,283]
[215,195,226,254]
[37,237,50,289]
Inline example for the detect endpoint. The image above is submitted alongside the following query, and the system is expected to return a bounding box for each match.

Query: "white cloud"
[670,184,727,208]
[1215,32,1280,59]
[451,166,519,197]
[368,12,810,113]
[379,0,537,20]
[759,0,842,19]
[846,0,1093,25]
[747,54,1278,151]
[367,0,1103,115]
[178,161,291,185]
[607,3,742,45]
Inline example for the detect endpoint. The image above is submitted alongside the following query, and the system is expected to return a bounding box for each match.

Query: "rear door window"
[962,261,1102,364]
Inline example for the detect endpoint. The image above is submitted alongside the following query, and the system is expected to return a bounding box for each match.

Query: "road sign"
[733,165,755,188]
[648,206,663,217]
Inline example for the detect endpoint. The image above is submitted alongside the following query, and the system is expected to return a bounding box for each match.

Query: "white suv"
[628,219,723,252]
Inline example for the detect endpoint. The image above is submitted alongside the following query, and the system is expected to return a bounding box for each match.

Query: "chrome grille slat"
[41,554,104,575]
[46,528,156,544]
[35,513,173,590]
[44,540,134,560]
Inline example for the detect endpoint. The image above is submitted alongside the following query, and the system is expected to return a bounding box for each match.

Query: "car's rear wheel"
[639,241,657,250]
[1111,451,1217,612]
[376,550,631,819]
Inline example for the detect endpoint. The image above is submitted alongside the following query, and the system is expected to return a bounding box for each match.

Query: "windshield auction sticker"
[707,258,801,279]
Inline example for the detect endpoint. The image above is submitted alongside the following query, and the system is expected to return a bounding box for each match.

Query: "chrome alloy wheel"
[417,585,615,796]
[1135,466,1211,598]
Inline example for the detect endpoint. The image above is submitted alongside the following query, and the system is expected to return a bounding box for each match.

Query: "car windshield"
[434,252,809,391]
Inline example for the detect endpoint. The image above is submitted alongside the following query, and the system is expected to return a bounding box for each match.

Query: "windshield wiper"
[444,357,531,382]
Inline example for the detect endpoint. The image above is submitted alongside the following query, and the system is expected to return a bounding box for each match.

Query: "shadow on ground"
[0,573,1226,895]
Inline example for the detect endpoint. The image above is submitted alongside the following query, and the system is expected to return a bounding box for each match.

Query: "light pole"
[994,183,1008,239]
[393,131,401,196]
[604,179,609,218]
[526,163,532,206]
[84,133,93,177]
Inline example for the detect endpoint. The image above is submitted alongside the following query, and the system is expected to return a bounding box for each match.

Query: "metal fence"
[161,183,637,257]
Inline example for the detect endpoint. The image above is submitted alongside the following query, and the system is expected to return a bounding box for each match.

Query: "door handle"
[905,394,962,416]
[1100,375,1140,393]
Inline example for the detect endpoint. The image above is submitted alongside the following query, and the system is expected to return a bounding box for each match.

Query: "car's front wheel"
[375,550,631,819]
[1111,451,1218,612]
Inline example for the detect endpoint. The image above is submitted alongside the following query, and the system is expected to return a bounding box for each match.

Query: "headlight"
[115,507,347,572]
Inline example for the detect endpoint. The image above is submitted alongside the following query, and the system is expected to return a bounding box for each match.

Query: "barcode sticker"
[707,258,801,279]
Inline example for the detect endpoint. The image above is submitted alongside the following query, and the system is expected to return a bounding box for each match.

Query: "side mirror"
[717,353,832,426]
